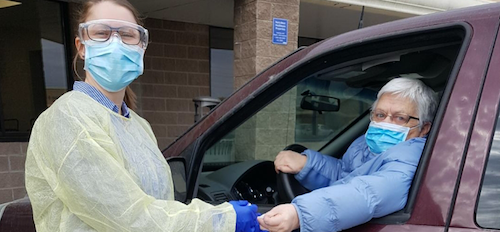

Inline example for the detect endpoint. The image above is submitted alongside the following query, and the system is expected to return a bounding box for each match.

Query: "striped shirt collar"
[73,81,130,118]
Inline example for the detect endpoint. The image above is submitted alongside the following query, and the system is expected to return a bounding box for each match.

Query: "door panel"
[350,224,445,232]
[407,18,500,227]
[448,228,498,232]
[449,20,500,230]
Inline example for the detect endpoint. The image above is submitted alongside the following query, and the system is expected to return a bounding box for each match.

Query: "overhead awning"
[0,0,21,9]
[322,0,495,15]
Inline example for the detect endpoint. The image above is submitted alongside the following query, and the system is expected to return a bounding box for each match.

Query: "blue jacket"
[291,135,426,232]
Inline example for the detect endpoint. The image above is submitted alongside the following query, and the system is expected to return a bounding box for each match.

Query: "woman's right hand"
[274,150,307,174]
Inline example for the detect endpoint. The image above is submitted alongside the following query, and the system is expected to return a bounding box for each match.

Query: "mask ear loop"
[409,124,420,131]
[413,121,430,134]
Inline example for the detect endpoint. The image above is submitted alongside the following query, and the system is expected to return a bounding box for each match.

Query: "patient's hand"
[258,204,299,232]
[274,150,307,174]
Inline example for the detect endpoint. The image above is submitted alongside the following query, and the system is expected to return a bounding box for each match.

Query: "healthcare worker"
[258,78,438,232]
[24,0,261,231]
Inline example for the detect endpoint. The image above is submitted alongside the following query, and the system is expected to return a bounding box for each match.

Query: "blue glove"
[256,213,268,232]
[230,200,263,232]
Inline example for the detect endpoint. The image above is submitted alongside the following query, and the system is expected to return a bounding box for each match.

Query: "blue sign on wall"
[272,18,288,45]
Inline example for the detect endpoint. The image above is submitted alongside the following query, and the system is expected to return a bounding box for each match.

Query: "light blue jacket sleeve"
[291,138,425,232]
[295,136,369,190]
[294,149,342,190]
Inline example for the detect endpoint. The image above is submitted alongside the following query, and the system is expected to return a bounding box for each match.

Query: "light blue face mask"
[365,121,418,154]
[84,37,144,92]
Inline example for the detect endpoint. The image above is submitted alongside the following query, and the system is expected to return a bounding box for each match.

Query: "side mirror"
[300,90,340,113]
[166,156,187,202]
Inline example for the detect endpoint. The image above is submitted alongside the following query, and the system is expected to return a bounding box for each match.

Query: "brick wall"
[0,143,27,204]
[131,19,210,149]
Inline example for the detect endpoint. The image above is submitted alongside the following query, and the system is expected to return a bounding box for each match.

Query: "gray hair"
[371,77,438,127]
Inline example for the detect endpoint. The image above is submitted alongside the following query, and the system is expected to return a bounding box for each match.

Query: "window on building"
[0,0,71,141]
[298,37,321,47]
[476,112,500,229]
[209,27,234,99]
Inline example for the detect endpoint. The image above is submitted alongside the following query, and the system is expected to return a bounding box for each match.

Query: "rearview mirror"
[300,90,340,112]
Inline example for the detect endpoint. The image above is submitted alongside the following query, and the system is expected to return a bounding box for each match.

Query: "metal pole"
[358,6,365,29]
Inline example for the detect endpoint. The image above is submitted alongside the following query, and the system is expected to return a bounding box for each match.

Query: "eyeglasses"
[79,19,149,48]
[370,110,419,126]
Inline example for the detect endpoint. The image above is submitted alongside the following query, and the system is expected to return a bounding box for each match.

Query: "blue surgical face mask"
[365,121,418,154]
[84,37,144,92]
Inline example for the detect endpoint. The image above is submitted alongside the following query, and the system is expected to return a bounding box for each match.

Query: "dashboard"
[197,160,278,205]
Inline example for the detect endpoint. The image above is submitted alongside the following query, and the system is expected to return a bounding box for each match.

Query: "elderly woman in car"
[258,77,438,232]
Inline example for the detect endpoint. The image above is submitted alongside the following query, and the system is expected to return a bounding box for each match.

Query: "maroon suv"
[2,2,500,232]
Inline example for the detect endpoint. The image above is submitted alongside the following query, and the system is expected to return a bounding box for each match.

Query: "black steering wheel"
[276,144,311,203]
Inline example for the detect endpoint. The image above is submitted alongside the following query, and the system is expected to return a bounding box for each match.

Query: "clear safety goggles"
[78,19,149,49]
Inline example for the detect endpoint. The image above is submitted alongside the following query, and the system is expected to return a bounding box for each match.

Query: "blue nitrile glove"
[230,200,262,232]
[256,213,268,232]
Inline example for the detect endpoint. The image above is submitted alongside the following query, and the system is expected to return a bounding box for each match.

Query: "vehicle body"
[2,3,500,231]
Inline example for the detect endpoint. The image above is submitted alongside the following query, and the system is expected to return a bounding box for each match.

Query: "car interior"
[184,25,469,222]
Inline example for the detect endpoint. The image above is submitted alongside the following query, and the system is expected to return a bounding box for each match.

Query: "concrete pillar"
[233,0,300,161]
[233,0,300,88]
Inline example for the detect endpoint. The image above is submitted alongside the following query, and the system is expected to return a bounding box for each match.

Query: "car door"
[447,21,500,232]
[348,12,500,232]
